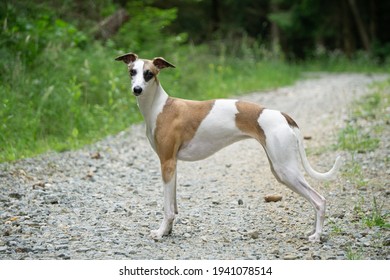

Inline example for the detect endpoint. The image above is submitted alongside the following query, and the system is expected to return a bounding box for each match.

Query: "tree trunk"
[369,0,377,42]
[270,2,281,54]
[94,8,130,41]
[211,0,220,32]
[342,0,354,57]
[347,0,371,51]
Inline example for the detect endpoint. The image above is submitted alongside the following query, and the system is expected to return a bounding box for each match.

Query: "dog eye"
[144,70,154,80]
[129,69,137,76]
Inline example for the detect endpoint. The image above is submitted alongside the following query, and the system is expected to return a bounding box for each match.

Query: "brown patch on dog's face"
[235,101,266,146]
[142,59,160,83]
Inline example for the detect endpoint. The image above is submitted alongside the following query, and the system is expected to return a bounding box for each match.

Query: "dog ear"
[115,53,138,64]
[153,57,176,70]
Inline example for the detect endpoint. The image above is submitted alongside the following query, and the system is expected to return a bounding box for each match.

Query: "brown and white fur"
[115,53,342,242]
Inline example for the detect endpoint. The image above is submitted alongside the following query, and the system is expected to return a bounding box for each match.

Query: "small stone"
[312,253,321,260]
[249,230,259,239]
[57,253,71,260]
[201,236,208,242]
[238,199,243,205]
[332,212,345,219]
[0,246,7,252]
[271,249,279,255]
[284,254,299,260]
[76,247,90,253]
[9,193,23,199]
[146,201,157,207]
[299,246,310,251]
[264,194,282,202]
[90,152,101,159]
[55,245,69,250]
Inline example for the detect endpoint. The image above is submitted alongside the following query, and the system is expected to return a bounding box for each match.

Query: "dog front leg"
[150,159,177,240]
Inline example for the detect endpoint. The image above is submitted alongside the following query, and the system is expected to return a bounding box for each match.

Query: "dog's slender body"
[116,53,342,242]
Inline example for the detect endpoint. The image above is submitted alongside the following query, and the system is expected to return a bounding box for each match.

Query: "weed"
[328,219,343,236]
[353,196,390,229]
[363,197,390,229]
[346,246,363,260]
[341,156,367,188]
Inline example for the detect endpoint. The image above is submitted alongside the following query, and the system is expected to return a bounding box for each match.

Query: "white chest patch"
[177,99,247,161]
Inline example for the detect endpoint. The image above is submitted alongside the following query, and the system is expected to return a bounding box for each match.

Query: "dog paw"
[308,233,321,243]
[149,230,163,240]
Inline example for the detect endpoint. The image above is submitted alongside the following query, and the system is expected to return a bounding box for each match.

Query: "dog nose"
[133,86,143,96]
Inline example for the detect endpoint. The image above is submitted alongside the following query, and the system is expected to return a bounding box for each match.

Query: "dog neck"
[136,81,169,128]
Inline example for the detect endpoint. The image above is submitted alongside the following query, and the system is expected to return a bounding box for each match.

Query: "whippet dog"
[115,53,342,242]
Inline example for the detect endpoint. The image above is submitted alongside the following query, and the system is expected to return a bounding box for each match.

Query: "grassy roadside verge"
[332,79,390,259]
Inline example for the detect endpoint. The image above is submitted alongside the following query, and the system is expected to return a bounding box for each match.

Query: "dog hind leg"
[270,162,326,242]
[263,127,326,242]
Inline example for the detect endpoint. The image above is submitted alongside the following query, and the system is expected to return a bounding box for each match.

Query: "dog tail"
[294,127,342,181]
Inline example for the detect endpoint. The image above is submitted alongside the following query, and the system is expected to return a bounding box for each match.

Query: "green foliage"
[0,43,140,161]
[113,0,187,57]
[0,3,87,70]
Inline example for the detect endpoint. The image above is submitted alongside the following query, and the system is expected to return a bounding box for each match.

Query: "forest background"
[1,0,390,162]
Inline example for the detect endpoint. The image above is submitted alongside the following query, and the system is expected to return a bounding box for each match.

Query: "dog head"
[115,53,175,97]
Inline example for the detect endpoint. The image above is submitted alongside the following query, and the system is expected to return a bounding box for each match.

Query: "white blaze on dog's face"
[129,59,158,96]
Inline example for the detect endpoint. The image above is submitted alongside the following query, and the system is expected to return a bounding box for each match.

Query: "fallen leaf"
[264,194,283,202]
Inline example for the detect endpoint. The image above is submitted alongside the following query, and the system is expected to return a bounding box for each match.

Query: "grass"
[337,124,380,153]
[353,196,390,229]
[332,78,389,259]
[346,247,363,260]
[1,45,140,162]
[336,90,387,153]
[362,197,390,229]
[336,79,390,189]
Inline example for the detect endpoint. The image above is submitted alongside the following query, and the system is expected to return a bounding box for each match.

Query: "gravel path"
[1,73,389,260]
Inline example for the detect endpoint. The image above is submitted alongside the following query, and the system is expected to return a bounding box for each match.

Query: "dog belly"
[177,133,247,161]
